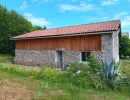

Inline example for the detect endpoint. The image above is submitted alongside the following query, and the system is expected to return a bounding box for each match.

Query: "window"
[81,52,91,62]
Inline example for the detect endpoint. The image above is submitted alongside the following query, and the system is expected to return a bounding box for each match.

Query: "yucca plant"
[101,59,122,88]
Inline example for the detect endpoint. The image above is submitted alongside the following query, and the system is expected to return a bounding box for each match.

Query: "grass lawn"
[120,59,130,75]
[0,55,130,100]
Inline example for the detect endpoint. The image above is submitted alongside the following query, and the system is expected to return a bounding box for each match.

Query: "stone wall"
[101,33,119,63]
[62,50,80,67]
[91,51,102,63]
[14,50,81,67]
[101,34,113,62]
[14,50,56,66]
[85,33,119,63]
[113,32,119,62]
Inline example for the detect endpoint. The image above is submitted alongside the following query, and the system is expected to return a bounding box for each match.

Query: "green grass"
[0,55,130,100]
[0,54,13,57]
[120,60,130,75]
[0,54,14,64]
[0,70,129,100]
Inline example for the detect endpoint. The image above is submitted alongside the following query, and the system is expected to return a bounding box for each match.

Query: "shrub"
[88,54,100,73]
[66,61,104,89]
[38,67,62,81]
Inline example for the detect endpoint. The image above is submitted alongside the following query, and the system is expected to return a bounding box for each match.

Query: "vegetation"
[100,59,123,88]
[0,70,129,100]
[0,5,46,55]
[0,55,130,99]
[119,35,130,58]
[66,61,104,89]
[33,25,46,30]
[88,54,100,73]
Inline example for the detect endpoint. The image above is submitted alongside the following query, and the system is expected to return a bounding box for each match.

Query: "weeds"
[0,56,130,97]
[0,63,61,82]
[65,61,105,89]
[88,54,100,73]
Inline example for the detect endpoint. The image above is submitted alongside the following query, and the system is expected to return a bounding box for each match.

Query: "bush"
[38,67,62,81]
[66,61,104,89]
[88,54,100,73]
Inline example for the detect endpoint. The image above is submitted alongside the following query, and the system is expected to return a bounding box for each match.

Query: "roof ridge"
[44,20,120,30]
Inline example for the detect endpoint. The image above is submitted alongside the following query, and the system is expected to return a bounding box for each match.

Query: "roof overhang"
[10,30,118,41]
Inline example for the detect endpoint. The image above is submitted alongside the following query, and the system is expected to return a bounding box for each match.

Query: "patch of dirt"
[124,66,129,68]
[0,79,34,100]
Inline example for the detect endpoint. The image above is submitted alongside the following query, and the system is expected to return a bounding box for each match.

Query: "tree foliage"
[119,35,130,57]
[0,5,46,54]
[33,25,46,30]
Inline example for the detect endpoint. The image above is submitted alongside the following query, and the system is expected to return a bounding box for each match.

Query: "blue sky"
[0,0,130,33]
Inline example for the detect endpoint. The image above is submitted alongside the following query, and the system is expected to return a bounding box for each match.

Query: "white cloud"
[20,1,28,10]
[113,12,128,19]
[100,0,118,6]
[122,16,130,27]
[58,3,100,12]
[24,13,51,26]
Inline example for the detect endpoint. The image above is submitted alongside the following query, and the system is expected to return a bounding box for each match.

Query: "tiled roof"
[11,20,120,40]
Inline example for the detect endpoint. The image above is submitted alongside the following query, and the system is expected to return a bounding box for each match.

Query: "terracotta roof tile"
[11,20,120,40]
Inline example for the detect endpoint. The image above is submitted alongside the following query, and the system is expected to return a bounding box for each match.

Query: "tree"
[119,35,130,58]
[43,26,46,29]
[33,25,46,30]
[0,5,46,55]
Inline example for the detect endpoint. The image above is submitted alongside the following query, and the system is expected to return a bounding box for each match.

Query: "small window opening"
[81,52,91,62]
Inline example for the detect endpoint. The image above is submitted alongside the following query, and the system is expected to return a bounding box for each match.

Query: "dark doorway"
[56,51,62,68]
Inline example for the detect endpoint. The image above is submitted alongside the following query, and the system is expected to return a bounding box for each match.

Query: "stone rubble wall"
[113,32,119,63]
[14,50,81,67]
[14,50,56,66]
[91,51,102,63]
[91,33,119,63]
[62,50,80,67]
[88,33,119,63]
[101,34,113,62]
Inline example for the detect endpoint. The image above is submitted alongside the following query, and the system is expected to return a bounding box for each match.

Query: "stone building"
[11,20,121,68]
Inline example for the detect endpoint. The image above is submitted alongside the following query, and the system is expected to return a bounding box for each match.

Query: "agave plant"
[101,59,122,88]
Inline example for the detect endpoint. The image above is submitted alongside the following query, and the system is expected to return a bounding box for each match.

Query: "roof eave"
[10,30,117,41]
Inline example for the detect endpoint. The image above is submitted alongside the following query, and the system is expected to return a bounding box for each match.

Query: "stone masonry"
[91,51,102,63]
[14,50,81,67]
[113,32,119,62]
[14,50,56,66]
[62,50,80,67]
[101,33,119,63]
[101,34,113,62]
[92,33,119,63]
